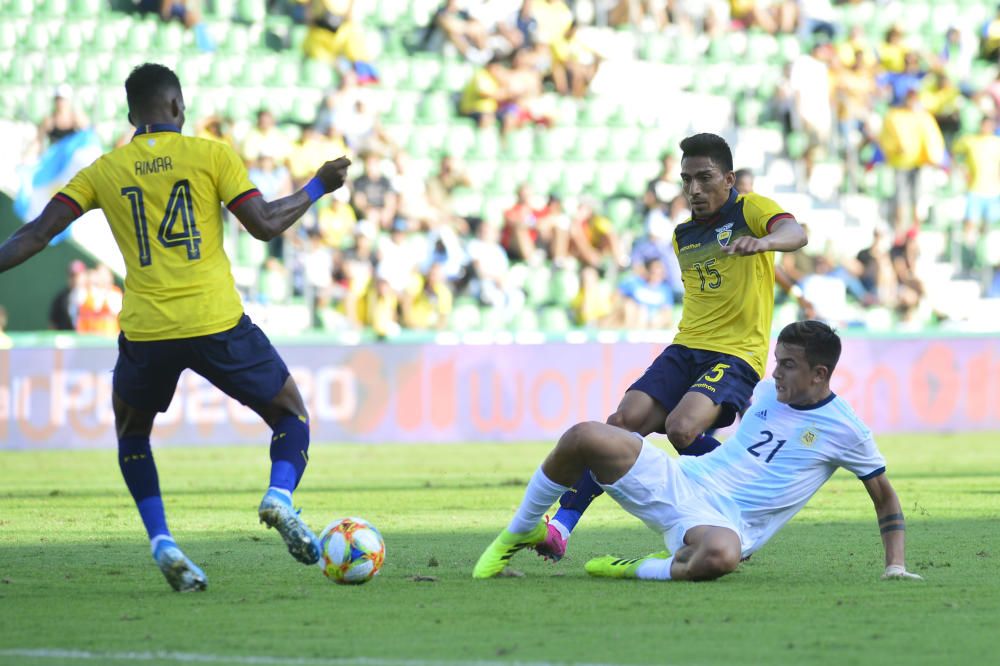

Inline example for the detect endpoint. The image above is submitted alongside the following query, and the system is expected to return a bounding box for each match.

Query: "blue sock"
[269,414,310,493]
[118,436,170,541]
[552,470,605,534]
[680,433,722,457]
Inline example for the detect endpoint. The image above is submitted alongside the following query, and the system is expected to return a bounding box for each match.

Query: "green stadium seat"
[478,304,509,331]
[237,0,266,24]
[437,60,472,91]
[539,306,571,332]
[534,127,572,161]
[785,131,808,160]
[407,124,445,157]
[41,56,70,85]
[120,22,154,54]
[302,59,335,89]
[74,56,103,86]
[548,269,580,307]
[376,57,407,89]
[24,22,49,50]
[25,87,51,124]
[443,123,475,158]
[469,129,500,160]
[640,33,671,62]
[501,128,534,161]
[604,127,639,160]
[529,162,561,194]
[523,265,552,307]
[607,198,635,231]
[449,301,482,332]
[591,163,624,199]
[404,56,442,91]
[5,0,34,17]
[155,22,186,52]
[38,0,68,18]
[508,308,539,332]
[416,91,452,124]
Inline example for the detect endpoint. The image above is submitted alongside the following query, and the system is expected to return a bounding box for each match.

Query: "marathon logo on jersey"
[754,409,767,421]
[715,222,734,247]
[800,428,818,447]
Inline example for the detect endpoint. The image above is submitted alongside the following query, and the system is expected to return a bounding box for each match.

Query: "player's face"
[680,156,735,218]
[771,342,824,405]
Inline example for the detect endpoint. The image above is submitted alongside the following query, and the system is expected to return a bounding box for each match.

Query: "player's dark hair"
[125,63,182,117]
[777,321,842,373]
[679,133,734,173]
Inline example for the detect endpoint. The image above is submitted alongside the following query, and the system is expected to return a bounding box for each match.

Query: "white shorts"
[598,439,748,556]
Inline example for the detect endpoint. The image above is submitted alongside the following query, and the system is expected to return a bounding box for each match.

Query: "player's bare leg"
[538,392,668,560]
[475,422,641,578]
[663,391,724,452]
[250,376,322,566]
[113,393,206,592]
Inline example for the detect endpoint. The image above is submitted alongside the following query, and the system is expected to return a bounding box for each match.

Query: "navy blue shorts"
[628,344,760,431]
[113,315,290,413]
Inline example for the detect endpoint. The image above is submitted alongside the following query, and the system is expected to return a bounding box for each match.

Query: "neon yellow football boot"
[584,551,671,579]
[472,521,548,579]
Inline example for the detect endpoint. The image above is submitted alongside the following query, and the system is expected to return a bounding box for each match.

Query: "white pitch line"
[0,649,651,666]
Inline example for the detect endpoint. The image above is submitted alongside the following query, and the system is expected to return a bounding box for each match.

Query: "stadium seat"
[449,300,482,332]
[469,129,500,161]
[237,0,266,24]
[539,306,572,332]
[523,265,552,307]
[443,123,476,158]
[607,198,635,231]
[38,0,68,18]
[548,269,580,307]
[501,129,535,161]
[508,308,539,332]
[417,91,453,124]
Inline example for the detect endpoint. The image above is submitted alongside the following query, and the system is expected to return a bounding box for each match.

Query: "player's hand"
[723,236,770,256]
[881,564,923,581]
[316,156,351,194]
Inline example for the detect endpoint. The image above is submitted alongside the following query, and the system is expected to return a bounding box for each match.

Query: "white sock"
[507,467,570,534]
[636,556,674,581]
[268,487,293,503]
[549,519,571,541]
[149,534,175,555]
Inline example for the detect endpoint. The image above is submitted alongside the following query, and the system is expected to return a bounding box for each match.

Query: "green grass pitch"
[1,434,998,666]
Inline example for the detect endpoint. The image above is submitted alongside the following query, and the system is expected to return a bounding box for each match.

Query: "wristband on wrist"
[303,177,326,203]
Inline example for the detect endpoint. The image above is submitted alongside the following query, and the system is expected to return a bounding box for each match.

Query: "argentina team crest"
[800,428,818,447]
[715,222,733,247]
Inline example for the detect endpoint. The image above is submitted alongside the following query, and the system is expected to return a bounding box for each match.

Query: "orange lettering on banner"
[16,350,62,442]
[64,372,110,441]
[396,357,423,431]
[965,349,991,423]
[345,350,390,434]
[430,358,456,430]
[0,350,9,441]
[577,369,598,422]
[910,343,960,426]
[530,370,572,431]
[470,369,523,433]
[862,365,899,427]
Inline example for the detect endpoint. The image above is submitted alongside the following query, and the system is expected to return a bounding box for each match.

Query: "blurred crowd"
[25,0,1000,336]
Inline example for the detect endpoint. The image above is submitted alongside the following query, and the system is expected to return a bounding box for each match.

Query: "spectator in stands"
[835,25,876,69]
[427,154,474,219]
[464,218,526,316]
[404,261,453,330]
[249,152,295,259]
[851,226,896,307]
[919,70,962,142]
[302,0,377,81]
[242,109,293,165]
[352,151,399,231]
[375,218,421,295]
[788,40,834,179]
[367,271,401,339]
[734,168,754,195]
[953,117,1000,273]
[879,51,927,108]
[76,264,122,336]
[980,4,1000,61]
[607,0,668,30]
[501,182,546,262]
[337,222,376,327]
[799,254,856,327]
[564,197,624,270]
[136,1,215,51]
[619,258,674,330]
[392,151,439,229]
[524,0,574,48]
[550,20,602,98]
[729,0,797,35]
[878,25,908,73]
[879,88,946,234]
[890,229,926,325]
[939,26,976,84]
[289,125,350,190]
[260,257,293,304]
[37,84,88,149]
[195,114,234,146]
[571,265,616,328]
[459,57,520,133]
[506,47,551,127]
[48,259,87,331]
[630,206,683,297]
[834,47,877,183]
[316,185,358,248]
[425,0,492,64]
[642,151,681,216]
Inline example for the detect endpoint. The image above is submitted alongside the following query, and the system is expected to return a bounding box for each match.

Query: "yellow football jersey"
[671,190,794,378]
[57,124,259,341]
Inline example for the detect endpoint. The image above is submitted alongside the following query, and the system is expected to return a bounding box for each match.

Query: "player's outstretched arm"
[862,473,923,581]
[0,199,77,274]
[233,157,350,241]
[724,217,807,256]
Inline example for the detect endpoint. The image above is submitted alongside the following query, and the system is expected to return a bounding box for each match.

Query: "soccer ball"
[319,517,385,585]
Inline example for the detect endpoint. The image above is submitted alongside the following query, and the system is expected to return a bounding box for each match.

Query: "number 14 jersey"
[57,125,260,341]
[678,380,886,551]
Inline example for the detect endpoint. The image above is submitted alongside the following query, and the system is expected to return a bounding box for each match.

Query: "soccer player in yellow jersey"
[536,133,808,560]
[0,64,350,592]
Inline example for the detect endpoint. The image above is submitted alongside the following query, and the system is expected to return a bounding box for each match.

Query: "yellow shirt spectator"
[460,67,502,116]
[879,101,945,170]
[953,130,1000,196]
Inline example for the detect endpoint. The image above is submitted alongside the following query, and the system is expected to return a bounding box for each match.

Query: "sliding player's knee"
[695,540,741,579]
[664,417,700,449]
[607,406,644,431]
[557,421,606,458]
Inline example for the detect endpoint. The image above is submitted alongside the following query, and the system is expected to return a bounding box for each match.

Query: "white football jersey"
[678,380,886,553]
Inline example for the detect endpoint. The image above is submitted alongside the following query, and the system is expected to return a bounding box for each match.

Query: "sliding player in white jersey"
[473,321,923,582]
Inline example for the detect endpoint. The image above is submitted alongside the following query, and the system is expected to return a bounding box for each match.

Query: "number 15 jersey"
[56,125,260,341]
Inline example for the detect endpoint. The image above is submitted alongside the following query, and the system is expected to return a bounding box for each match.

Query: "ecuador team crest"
[715,222,733,247]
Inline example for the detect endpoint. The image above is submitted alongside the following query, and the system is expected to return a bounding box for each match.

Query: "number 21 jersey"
[56,125,260,341]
